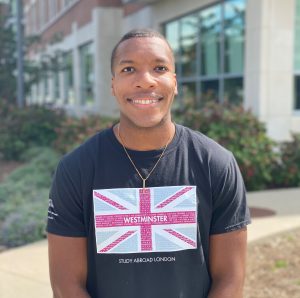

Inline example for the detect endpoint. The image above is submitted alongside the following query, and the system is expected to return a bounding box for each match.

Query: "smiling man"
[47,29,251,298]
[111,32,177,135]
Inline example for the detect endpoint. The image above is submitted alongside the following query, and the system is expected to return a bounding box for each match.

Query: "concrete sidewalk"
[247,188,300,242]
[0,240,51,298]
[0,188,299,298]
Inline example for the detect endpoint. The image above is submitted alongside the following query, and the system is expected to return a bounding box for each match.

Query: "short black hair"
[110,28,174,75]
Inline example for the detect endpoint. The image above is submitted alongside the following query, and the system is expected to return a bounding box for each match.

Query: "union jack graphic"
[93,186,197,254]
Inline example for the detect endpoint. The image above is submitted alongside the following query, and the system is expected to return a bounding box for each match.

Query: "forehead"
[114,37,174,65]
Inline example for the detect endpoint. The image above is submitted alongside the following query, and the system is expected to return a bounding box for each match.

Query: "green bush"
[4,148,58,187]
[53,115,116,154]
[0,101,65,160]
[0,192,48,247]
[0,99,13,119]
[270,134,300,188]
[0,147,60,247]
[174,102,278,191]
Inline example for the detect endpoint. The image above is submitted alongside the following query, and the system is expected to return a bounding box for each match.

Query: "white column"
[245,0,295,141]
[72,22,81,108]
[59,67,65,105]
[93,7,123,116]
[48,74,54,104]
[38,79,44,104]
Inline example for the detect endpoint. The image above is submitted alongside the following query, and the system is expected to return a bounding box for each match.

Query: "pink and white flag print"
[93,186,197,254]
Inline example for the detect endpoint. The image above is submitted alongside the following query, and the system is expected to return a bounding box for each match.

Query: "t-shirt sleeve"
[47,159,86,237]
[210,153,251,235]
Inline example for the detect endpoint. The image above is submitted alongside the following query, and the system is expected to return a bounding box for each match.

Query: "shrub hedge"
[270,133,300,188]
[53,115,116,154]
[0,147,60,247]
[2,100,298,191]
[0,100,64,160]
[0,101,300,248]
[174,102,279,191]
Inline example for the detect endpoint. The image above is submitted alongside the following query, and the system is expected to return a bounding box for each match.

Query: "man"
[47,28,251,298]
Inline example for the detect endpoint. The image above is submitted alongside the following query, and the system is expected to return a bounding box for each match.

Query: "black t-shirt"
[47,124,251,298]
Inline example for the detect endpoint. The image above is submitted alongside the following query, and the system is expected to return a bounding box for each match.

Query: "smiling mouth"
[131,99,160,104]
[127,95,163,105]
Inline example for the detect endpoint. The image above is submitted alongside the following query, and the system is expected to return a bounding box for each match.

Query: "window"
[201,79,219,105]
[164,0,246,107]
[224,0,245,74]
[294,0,300,110]
[79,42,95,105]
[294,77,300,110]
[44,76,49,98]
[180,15,198,77]
[200,5,221,77]
[63,51,74,104]
[53,71,60,101]
[224,77,243,104]
[165,21,180,72]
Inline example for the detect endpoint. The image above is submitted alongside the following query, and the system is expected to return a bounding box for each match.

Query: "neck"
[114,121,175,151]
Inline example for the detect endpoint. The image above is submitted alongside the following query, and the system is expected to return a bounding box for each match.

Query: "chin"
[120,111,171,129]
[130,118,165,130]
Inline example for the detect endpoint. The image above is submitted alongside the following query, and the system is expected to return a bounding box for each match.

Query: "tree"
[0,9,45,105]
[0,13,17,102]
[0,4,66,105]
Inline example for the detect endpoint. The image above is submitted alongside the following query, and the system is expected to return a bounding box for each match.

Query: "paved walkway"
[0,188,299,297]
[247,188,300,242]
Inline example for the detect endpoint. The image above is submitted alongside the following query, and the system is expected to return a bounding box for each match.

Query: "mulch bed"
[250,207,276,218]
[244,228,300,298]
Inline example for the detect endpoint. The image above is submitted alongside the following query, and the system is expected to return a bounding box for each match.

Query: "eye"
[121,66,135,73]
[154,66,169,72]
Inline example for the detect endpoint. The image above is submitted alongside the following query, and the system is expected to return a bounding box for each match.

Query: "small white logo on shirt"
[48,198,58,220]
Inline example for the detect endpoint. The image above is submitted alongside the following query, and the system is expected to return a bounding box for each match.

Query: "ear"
[173,73,178,96]
[111,77,115,96]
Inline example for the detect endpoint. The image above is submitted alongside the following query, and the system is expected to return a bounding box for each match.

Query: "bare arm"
[208,228,247,298]
[48,233,91,298]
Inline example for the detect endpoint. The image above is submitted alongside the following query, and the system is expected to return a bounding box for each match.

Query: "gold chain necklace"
[117,124,173,189]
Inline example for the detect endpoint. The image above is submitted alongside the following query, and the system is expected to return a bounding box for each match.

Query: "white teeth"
[132,99,159,104]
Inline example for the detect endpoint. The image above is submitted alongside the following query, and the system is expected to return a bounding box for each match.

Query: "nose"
[135,71,156,89]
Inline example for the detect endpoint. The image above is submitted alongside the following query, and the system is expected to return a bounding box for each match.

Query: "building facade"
[23,0,300,141]
[24,0,124,116]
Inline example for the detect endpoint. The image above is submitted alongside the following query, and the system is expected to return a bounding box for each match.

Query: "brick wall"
[25,0,123,52]
[123,2,146,16]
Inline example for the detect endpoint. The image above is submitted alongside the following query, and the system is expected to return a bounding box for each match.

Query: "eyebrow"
[154,58,169,64]
[118,58,170,65]
[118,60,134,65]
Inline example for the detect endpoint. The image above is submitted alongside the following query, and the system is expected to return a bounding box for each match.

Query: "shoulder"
[62,128,111,163]
[61,127,111,167]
